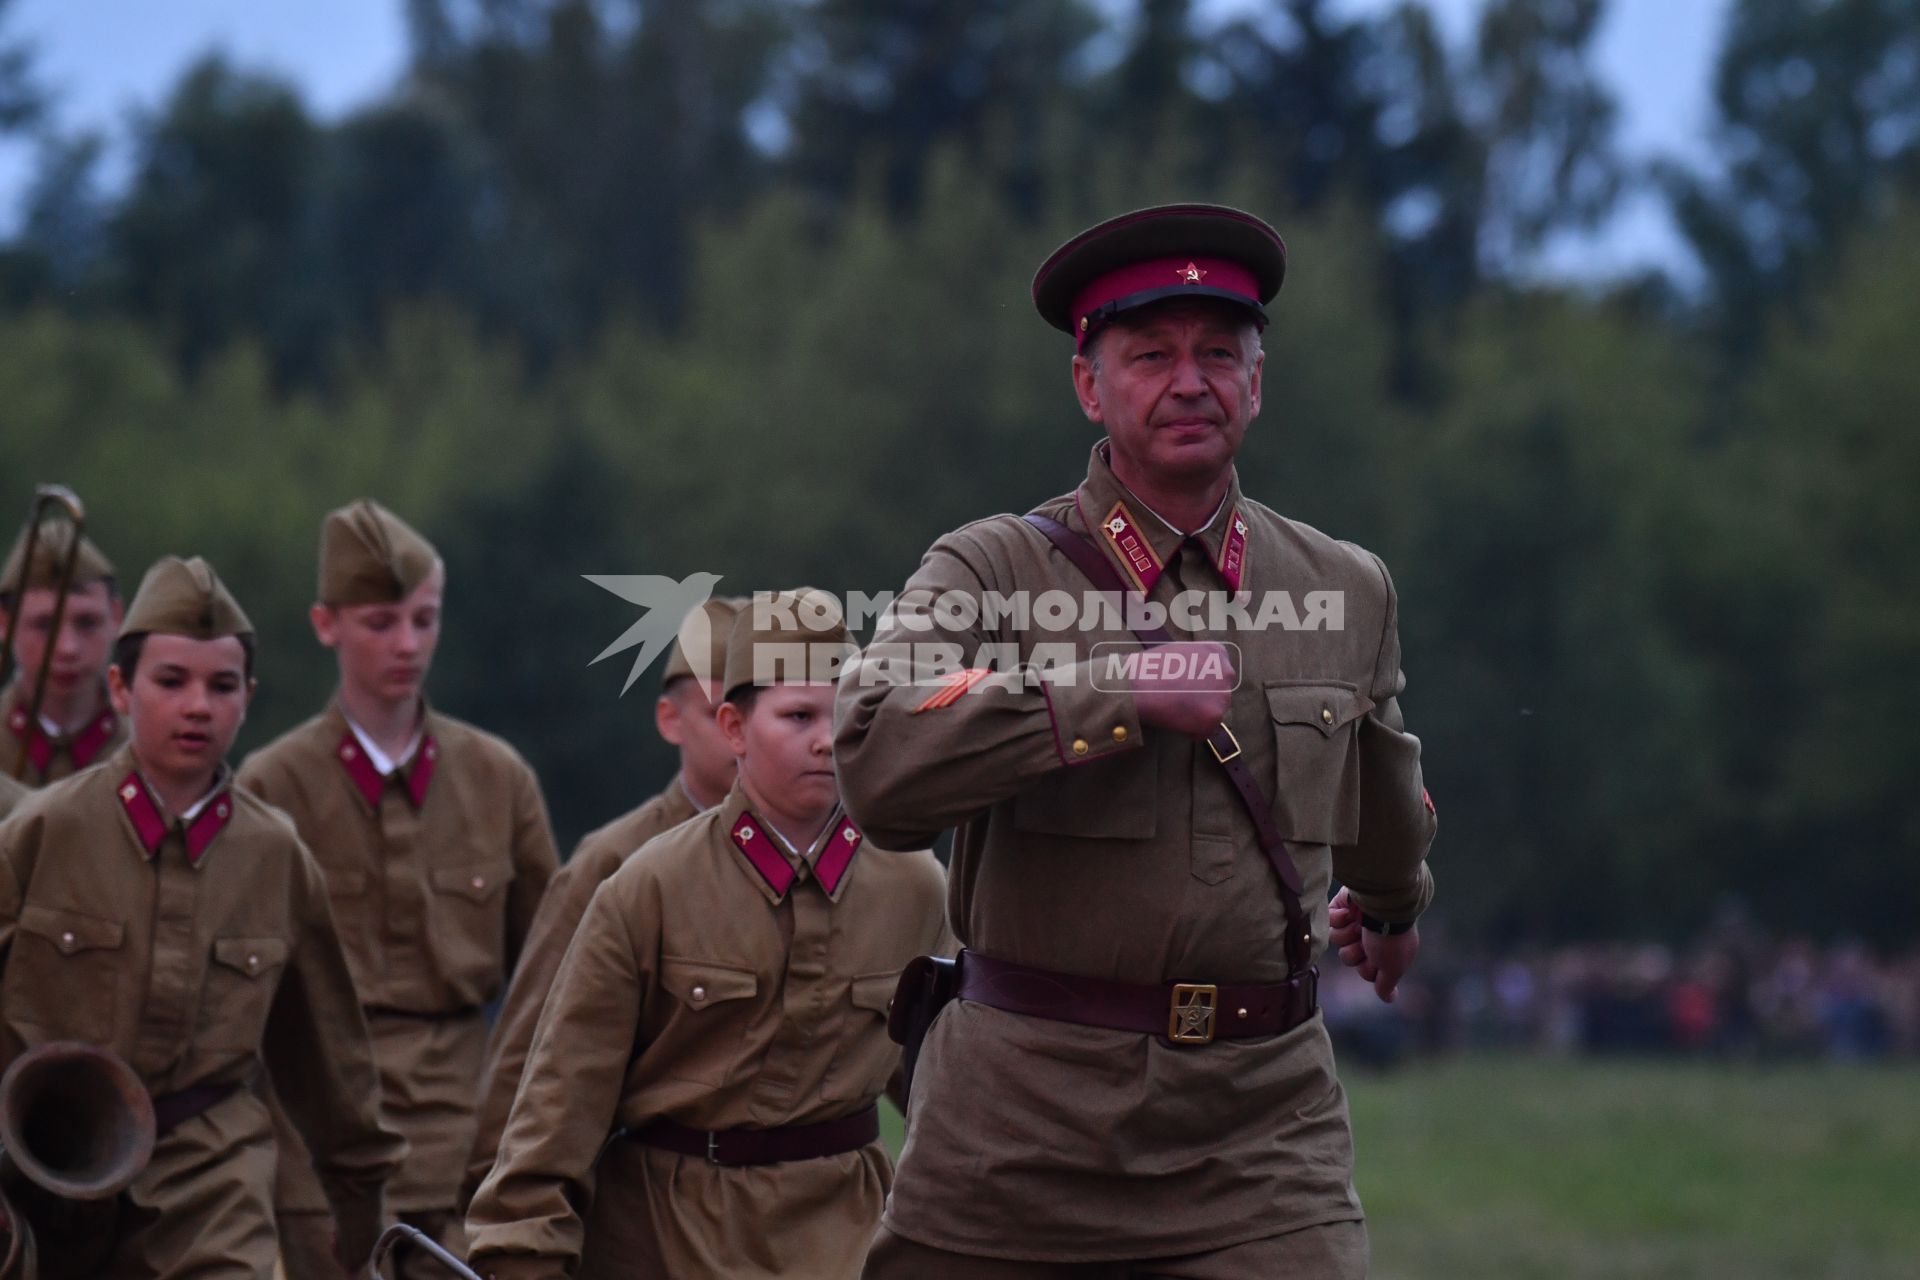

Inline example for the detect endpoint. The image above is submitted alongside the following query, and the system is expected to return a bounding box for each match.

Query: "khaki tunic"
[465,782,951,1280]
[465,777,702,1199]
[0,770,24,821]
[833,442,1438,1262]
[2,679,127,786]
[0,745,403,1275]
[237,701,558,1214]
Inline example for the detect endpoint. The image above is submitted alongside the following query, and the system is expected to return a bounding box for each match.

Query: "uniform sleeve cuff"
[1349,863,1434,925]
[1039,662,1141,765]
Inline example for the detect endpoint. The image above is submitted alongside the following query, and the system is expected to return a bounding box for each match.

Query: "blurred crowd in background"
[1327,906,1920,1066]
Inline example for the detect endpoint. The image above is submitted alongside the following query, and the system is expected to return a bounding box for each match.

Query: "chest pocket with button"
[1265,681,1372,847]
[655,957,759,1087]
[427,861,513,1000]
[199,936,290,1051]
[7,904,125,1042]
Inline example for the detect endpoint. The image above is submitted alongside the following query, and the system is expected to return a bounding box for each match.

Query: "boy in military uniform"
[238,500,559,1279]
[0,555,402,1278]
[464,596,746,1203]
[466,589,951,1280]
[1,520,128,785]
[836,205,1437,1277]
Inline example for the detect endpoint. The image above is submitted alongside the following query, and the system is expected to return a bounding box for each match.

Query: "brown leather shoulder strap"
[1023,514,1310,970]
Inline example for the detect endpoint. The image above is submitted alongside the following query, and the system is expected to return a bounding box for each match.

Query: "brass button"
[1112,725,1128,743]
[470,875,486,890]
[247,954,260,971]
[1072,738,1089,756]
[1321,707,1334,725]
[60,931,75,948]
[691,985,707,1003]
[1237,1007,1249,1019]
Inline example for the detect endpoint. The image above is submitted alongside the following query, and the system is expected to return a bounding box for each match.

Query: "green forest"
[1,0,1914,946]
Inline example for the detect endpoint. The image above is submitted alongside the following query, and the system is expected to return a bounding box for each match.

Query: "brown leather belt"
[626,1104,881,1167]
[956,950,1316,1046]
[152,1082,240,1137]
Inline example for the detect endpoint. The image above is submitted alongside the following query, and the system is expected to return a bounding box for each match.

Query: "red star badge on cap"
[1178,261,1207,284]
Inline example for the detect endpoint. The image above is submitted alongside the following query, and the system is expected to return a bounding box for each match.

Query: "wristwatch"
[1359,911,1417,936]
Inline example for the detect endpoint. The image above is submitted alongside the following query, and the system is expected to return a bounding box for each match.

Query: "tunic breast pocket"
[7,904,126,1043]
[428,861,512,992]
[822,972,905,1102]
[1265,681,1371,847]
[656,957,759,1088]
[199,937,290,1051]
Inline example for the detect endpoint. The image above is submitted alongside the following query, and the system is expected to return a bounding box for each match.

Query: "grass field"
[884,1057,1920,1278]
[1354,1058,1920,1279]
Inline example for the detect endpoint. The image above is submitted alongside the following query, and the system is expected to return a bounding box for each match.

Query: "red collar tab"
[1096,500,1165,596]
[117,772,234,864]
[815,817,864,896]
[1216,507,1248,594]
[730,810,796,900]
[336,730,437,810]
[7,705,53,775]
[7,704,117,775]
[408,734,438,808]
[1070,255,1261,351]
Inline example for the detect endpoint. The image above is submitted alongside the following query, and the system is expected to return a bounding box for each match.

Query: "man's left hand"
[1328,887,1418,1003]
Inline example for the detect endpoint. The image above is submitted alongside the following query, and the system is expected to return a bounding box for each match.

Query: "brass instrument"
[0,1041,156,1279]
[0,486,90,781]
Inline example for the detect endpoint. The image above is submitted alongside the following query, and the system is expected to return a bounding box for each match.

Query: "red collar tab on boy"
[731,810,865,900]
[336,730,438,810]
[118,771,234,864]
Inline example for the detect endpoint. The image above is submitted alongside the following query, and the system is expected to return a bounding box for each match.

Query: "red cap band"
[1069,256,1262,350]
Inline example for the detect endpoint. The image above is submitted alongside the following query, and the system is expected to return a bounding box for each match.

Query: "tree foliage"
[0,0,1913,944]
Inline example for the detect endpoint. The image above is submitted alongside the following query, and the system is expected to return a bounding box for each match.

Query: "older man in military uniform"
[239,499,559,1279]
[835,204,1437,1277]
[1,520,128,785]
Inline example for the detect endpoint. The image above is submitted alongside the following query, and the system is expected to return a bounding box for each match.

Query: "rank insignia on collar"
[1096,500,1164,595]
[1216,505,1248,594]
[815,817,863,897]
[731,811,796,899]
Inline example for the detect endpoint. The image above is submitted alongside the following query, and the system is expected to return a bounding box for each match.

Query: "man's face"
[657,678,738,801]
[720,683,838,821]
[108,634,253,786]
[310,567,444,707]
[1071,301,1264,486]
[2,582,121,700]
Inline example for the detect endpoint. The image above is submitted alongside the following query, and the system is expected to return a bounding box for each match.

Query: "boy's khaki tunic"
[0,747,403,1275]
[465,777,701,1198]
[833,443,1438,1262]
[237,702,558,1222]
[2,679,127,786]
[466,782,951,1280]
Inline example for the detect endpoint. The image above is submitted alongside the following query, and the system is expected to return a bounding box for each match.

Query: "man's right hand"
[1128,641,1235,739]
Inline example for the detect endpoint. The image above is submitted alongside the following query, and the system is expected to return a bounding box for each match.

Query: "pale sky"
[0,0,1730,281]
